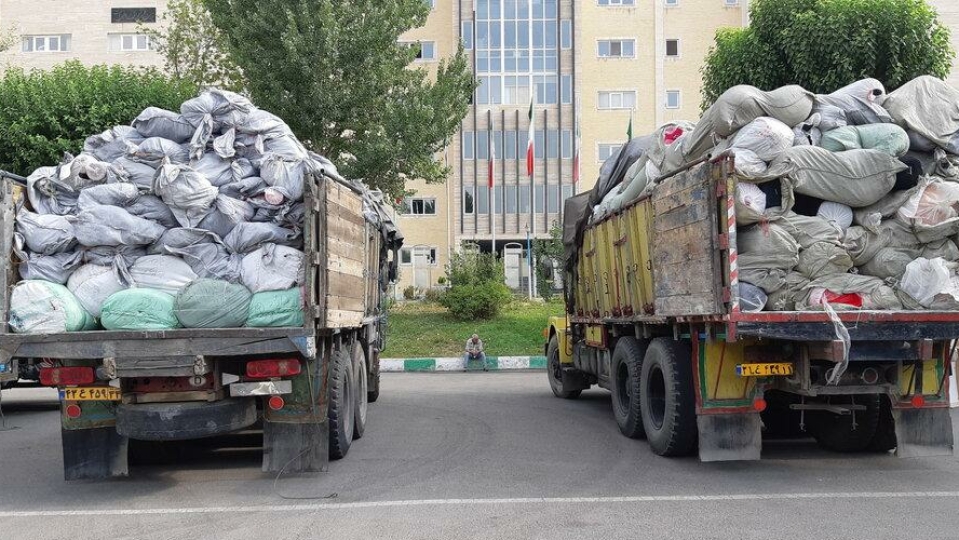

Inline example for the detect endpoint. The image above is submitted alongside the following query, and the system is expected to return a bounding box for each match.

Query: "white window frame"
[113,33,152,52]
[404,197,437,216]
[22,35,71,53]
[412,246,438,267]
[597,39,636,59]
[597,143,624,162]
[426,0,436,9]
[724,0,740,5]
[665,90,681,109]
[598,0,636,5]
[412,41,437,62]
[665,38,681,58]
[598,90,637,110]
[665,0,680,6]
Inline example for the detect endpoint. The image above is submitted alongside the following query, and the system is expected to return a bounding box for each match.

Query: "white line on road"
[3,491,959,518]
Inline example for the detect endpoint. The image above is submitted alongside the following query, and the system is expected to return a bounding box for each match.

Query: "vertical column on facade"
[542,108,549,233]
[501,108,507,236]
[472,7,479,235]
[556,0,563,223]
[458,0,465,235]
[515,108,521,235]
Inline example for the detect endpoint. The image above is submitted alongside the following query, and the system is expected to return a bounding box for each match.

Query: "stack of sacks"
[6,88,365,333]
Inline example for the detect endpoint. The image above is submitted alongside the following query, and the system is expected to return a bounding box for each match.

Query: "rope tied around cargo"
[822,299,851,385]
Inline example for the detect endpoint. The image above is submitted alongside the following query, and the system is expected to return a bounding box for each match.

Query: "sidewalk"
[380,356,547,372]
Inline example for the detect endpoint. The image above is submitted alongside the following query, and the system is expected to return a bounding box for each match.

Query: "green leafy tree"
[0,61,196,174]
[139,0,242,90]
[701,0,954,108]
[440,249,512,320]
[533,222,563,300]
[203,0,475,200]
[0,26,18,52]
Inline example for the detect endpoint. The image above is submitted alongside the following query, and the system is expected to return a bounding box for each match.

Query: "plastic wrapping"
[9,281,97,334]
[67,263,130,318]
[899,257,954,308]
[100,288,181,330]
[735,182,766,225]
[174,279,252,328]
[240,244,304,293]
[816,202,853,231]
[798,274,902,311]
[129,255,198,295]
[246,288,305,327]
[784,146,904,207]
[74,205,167,247]
[727,117,794,161]
[15,209,76,254]
[738,282,768,312]
[132,107,195,143]
[223,221,301,255]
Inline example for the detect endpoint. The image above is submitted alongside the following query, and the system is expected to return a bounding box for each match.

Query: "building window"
[425,0,436,9]
[665,39,680,58]
[598,91,636,110]
[598,39,635,58]
[561,20,572,50]
[724,0,740,5]
[504,75,531,105]
[533,74,558,105]
[598,143,623,162]
[562,130,573,159]
[504,130,517,159]
[403,197,437,216]
[506,186,518,213]
[406,41,436,61]
[665,0,679,6]
[400,247,437,266]
[21,35,71,53]
[111,7,156,23]
[110,33,152,52]
[463,131,474,160]
[478,186,489,213]
[462,22,473,49]
[519,185,531,213]
[534,185,545,212]
[463,188,475,214]
[598,0,635,4]
[665,90,681,109]
[400,248,413,265]
[477,131,489,160]
[561,74,572,105]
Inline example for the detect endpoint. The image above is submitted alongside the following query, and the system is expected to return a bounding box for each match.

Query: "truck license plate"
[736,363,794,377]
[60,387,122,401]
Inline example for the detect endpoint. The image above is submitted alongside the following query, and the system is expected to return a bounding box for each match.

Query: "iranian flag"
[526,97,535,178]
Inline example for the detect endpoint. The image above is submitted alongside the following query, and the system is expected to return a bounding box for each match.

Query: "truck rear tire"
[547,335,581,399]
[640,338,697,457]
[329,346,355,460]
[352,341,368,441]
[868,395,897,452]
[809,395,881,453]
[610,337,647,439]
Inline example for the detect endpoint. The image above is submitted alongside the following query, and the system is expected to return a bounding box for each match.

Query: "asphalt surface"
[2,373,959,540]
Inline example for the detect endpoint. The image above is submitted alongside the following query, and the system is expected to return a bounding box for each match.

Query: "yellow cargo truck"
[546,156,956,461]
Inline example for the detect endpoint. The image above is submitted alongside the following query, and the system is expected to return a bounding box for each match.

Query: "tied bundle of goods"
[8,89,384,333]
[586,76,959,311]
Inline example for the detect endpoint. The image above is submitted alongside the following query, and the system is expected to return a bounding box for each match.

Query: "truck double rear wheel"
[329,345,355,460]
[610,337,647,439]
[640,338,697,456]
[352,341,368,440]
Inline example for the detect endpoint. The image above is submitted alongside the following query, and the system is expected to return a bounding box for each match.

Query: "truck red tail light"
[246,359,302,379]
[40,367,95,386]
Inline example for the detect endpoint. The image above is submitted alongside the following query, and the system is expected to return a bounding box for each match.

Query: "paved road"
[1,373,959,539]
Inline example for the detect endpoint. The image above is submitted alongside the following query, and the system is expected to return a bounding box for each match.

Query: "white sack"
[132,107,195,143]
[15,209,76,254]
[68,263,129,318]
[154,161,218,227]
[900,257,954,308]
[728,117,794,161]
[130,255,198,295]
[241,244,304,293]
[735,182,766,225]
[816,201,853,231]
[73,205,167,247]
[784,146,905,207]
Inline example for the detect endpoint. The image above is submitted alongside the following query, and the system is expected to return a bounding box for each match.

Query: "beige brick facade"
[0,0,166,71]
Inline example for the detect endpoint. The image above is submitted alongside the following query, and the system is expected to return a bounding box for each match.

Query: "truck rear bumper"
[116,398,257,441]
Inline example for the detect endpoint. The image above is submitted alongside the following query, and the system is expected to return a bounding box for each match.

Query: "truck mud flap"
[894,408,955,458]
[263,420,329,473]
[697,413,762,462]
[62,427,128,480]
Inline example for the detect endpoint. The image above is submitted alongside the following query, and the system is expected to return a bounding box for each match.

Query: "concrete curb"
[381,356,547,372]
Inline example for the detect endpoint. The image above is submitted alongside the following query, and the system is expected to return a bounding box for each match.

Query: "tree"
[0,26,18,52]
[139,0,242,90]
[0,61,196,174]
[701,0,954,108]
[440,249,512,320]
[533,222,563,300]
[203,0,475,200]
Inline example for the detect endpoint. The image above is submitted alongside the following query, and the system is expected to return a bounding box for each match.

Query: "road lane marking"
[3,491,959,517]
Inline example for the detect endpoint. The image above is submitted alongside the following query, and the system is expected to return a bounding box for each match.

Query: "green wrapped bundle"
[246,288,304,328]
[175,279,253,328]
[9,280,97,334]
[100,289,181,330]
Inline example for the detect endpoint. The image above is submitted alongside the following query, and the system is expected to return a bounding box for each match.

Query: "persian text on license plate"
[60,387,122,401]
[736,363,794,377]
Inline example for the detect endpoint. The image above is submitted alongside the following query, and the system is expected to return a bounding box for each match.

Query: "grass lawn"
[385,299,566,358]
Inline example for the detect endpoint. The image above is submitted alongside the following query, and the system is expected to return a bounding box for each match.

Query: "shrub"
[423,288,445,304]
[0,61,197,174]
[436,276,447,285]
[440,250,511,320]
[402,285,417,300]
[439,282,512,320]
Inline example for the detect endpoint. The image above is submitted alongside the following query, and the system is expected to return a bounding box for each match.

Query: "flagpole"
[488,108,495,258]
[526,226,533,300]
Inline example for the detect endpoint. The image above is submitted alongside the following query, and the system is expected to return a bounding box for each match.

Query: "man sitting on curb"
[464,334,487,371]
